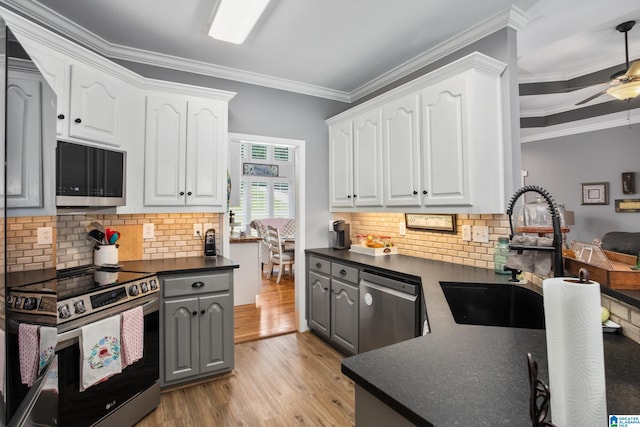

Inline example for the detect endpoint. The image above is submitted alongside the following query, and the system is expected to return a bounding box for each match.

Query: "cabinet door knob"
[413,190,418,195]
[192,311,197,316]
[347,195,351,198]
[74,118,82,123]
[200,309,205,315]
[340,269,347,276]
[57,114,65,120]
[324,287,329,291]
[192,281,205,288]
[316,262,321,268]
[423,190,428,195]
[353,194,357,198]
[187,191,192,196]
[179,191,185,196]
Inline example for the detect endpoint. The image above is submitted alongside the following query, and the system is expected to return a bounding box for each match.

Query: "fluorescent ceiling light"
[208,0,271,44]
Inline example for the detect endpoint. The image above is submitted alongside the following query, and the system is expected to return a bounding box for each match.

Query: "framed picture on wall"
[581,182,609,205]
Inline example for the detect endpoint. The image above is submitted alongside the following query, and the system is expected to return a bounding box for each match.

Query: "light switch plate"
[399,222,406,236]
[461,225,472,241]
[329,220,335,232]
[37,227,53,245]
[472,225,489,243]
[142,223,155,239]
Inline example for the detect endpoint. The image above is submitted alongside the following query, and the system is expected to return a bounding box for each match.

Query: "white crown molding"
[1,0,527,104]
[349,6,530,101]
[520,108,640,143]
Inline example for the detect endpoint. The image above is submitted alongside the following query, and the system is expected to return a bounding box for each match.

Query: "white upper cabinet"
[353,109,383,207]
[6,68,42,208]
[68,64,123,145]
[420,72,470,206]
[326,52,508,214]
[382,93,421,207]
[329,110,383,209]
[144,94,229,209]
[329,121,353,208]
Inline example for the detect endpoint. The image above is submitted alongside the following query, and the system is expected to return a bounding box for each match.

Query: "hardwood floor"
[136,332,355,426]
[234,269,296,344]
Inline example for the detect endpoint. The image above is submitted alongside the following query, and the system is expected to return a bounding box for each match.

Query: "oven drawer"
[163,270,232,298]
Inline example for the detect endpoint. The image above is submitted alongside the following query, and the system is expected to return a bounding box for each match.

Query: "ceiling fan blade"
[575,88,610,105]
[625,60,640,77]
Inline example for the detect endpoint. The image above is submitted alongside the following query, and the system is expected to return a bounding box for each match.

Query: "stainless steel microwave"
[56,141,126,207]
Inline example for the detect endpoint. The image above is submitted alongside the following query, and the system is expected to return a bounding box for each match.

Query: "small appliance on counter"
[205,228,217,256]
[332,220,351,249]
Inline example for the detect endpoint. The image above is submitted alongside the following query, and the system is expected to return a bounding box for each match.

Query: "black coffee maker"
[332,220,351,249]
[204,229,216,256]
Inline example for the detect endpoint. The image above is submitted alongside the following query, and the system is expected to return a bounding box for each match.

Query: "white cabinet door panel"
[185,99,226,207]
[7,72,42,208]
[329,121,354,208]
[144,95,187,206]
[353,110,383,207]
[69,64,122,145]
[421,74,471,206]
[382,94,421,206]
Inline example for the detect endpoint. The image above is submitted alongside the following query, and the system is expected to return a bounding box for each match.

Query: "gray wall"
[116,60,348,248]
[521,124,640,243]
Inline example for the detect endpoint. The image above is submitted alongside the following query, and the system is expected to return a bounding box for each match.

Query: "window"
[230,143,294,231]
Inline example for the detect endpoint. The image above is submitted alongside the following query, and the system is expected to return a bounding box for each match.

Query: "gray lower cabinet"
[161,270,234,387]
[308,255,359,354]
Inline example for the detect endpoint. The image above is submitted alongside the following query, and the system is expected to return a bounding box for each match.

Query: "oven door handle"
[57,297,159,349]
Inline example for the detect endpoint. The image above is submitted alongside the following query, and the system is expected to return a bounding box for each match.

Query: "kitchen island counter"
[306,248,640,426]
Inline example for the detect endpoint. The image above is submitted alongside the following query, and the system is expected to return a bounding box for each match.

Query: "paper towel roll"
[543,277,607,427]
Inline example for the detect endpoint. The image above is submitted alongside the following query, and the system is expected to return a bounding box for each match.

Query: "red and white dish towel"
[19,323,39,387]
[121,306,144,368]
[19,324,58,387]
[80,315,122,391]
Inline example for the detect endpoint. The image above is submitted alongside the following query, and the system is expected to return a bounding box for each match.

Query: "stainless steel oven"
[56,295,159,427]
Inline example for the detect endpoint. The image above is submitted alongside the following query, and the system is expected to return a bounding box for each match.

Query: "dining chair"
[266,225,294,284]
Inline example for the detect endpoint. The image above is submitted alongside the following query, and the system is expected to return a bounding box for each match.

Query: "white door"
[185,99,226,207]
[329,120,354,208]
[144,94,187,206]
[420,74,471,206]
[382,93,421,206]
[69,63,122,145]
[353,110,383,207]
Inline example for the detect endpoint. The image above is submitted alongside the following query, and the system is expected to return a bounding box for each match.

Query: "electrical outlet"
[142,223,155,239]
[37,227,53,245]
[461,225,472,241]
[472,225,489,243]
[329,220,335,232]
[193,223,203,237]
[399,222,406,236]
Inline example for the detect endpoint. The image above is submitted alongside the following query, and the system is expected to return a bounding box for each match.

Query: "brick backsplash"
[6,216,56,272]
[350,212,640,345]
[7,213,220,271]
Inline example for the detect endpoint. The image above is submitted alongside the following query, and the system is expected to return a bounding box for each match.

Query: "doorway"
[226,133,306,342]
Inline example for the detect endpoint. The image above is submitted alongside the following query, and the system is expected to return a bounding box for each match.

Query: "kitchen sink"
[440,282,544,329]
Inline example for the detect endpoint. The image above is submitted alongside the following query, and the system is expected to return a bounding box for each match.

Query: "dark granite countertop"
[306,248,640,426]
[120,256,238,275]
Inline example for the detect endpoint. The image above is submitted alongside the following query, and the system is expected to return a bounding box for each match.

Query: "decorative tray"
[349,245,398,256]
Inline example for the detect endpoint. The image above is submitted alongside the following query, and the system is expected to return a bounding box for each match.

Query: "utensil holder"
[94,245,118,266]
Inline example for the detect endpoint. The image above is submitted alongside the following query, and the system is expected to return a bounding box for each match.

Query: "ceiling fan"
[576,20,640,105]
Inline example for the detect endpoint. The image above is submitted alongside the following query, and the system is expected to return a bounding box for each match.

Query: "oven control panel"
[57,276,159,323]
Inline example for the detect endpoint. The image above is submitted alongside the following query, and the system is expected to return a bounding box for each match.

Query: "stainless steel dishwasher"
[359,271,421,352]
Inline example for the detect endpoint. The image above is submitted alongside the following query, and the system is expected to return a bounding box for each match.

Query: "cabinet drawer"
[331,262,359,284]
[163,270,232,298]
[309,256,331,275]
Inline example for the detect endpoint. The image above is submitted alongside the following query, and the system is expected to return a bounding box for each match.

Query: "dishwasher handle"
[360,271,419,296]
